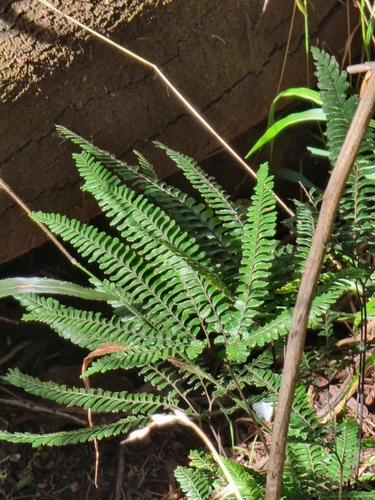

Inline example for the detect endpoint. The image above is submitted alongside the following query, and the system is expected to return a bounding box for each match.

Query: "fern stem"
[37,0,294,218]
[225,363,270,454]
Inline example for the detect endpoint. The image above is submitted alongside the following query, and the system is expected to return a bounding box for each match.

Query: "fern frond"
[140,357,227,407]
[243,366,282,393]
[2,368,178,414]
[236,306,292,350]
[174,466,213,500]
[243,366,319,438]
[222,163,277,361]
[77,348,176,375]
[0,416,148,447]
[71,152,233,334]
[325,419,359,489]
[30,212,202,339]
[155,142,244,234]
[216,457,265,500]
[284,441,328,497]
[56,126,241,278]
[74,151,202,259]
[336,154,375,253]
[182,450,264,500]
[15,294,195,365]
[294,200,318,275]
[311,46,356,165]
[133,154,242,277]
[288,383,321,440]
[312,47,375,256]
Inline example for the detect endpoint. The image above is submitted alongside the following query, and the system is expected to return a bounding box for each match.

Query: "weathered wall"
[0,0,361,264]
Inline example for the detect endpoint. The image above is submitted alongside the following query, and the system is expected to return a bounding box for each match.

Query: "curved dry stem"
[37,0,294,217]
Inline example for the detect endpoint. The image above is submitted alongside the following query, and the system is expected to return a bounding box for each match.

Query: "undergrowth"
[1,48,375,499]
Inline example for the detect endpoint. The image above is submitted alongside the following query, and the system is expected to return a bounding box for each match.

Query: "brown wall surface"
[0,0,360,264]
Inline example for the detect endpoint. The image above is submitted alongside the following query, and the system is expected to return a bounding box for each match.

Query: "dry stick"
[37,0,293,218]
[0,179,77,266]
[264,67,375,500]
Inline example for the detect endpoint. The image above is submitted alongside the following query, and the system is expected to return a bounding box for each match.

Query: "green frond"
[288,382,320,439]
[181,450,265,500]
[284,419,360,498]
[243,365,319,439]
[311,47,375,261]
[311,50,375,257]
[139,362,187,398]
[223,309,293,355]
[311,46,356,165]
[284,441,328,497]
[134,146,243,279]
[15,293,194,365]
[325,419,359,488]
[56,125,141,179]
[174,467,213,500]
[130,162,242,278]
[73,151,204,261]
[77,348,174,376]
[308,283,348,329]
[30,212,202,338]
[16,293,148,351]
[56,126,241,278]
[336,155,375,253]
[244,366,282,393]
[140,358,224,404]
[2,368,178,414]
[294,200,318,275]
[222,163,277,360]
[0,416,148,447]
[217,457,265,499]
[155,142,245,242]
[71,151,233,334]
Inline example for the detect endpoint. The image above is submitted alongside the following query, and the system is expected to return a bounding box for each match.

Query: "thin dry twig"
[0,340,30,366]
[265,66,375,500]
[0,397,87,426]
[0,179,77,266]
[36,0,294,218]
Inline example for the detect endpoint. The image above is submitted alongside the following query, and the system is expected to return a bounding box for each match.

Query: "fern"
[3,368,178,414]
[176,450,264,500]
[57,126,241,279]
[222,163,277,361]
[0,416,149,447]
[174,467,213,500]
[1,46,375,498]
[312,47,375,255]
[293,199,318,275]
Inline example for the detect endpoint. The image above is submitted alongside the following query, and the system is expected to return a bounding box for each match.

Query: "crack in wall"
[0,178,83,218]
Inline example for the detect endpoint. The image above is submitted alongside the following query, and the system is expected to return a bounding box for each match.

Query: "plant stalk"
[265,66,375,500]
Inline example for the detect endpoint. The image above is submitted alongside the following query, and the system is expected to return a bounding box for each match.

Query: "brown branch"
[0,397,87,426]
[265,67,375,500]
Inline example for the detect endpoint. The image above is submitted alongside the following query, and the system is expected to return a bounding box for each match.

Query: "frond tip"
[222,162,277,361]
